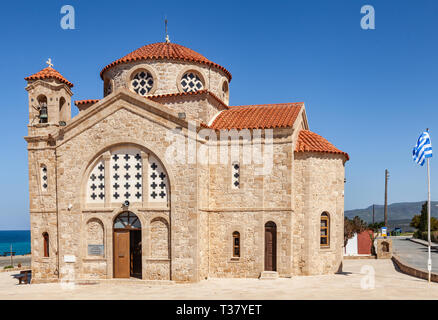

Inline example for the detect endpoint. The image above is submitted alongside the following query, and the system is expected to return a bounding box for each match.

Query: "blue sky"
[0,0,437,229]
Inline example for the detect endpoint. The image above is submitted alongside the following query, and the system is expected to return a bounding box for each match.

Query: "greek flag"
[413,131,433,166]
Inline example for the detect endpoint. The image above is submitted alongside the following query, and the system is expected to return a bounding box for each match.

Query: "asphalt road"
[391,237,438,273]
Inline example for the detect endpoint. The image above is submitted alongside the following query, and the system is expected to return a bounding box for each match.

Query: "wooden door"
[264,222,277,271]
[114,230,130,278]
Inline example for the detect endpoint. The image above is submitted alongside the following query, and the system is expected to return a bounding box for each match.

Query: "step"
[259,271,279,280]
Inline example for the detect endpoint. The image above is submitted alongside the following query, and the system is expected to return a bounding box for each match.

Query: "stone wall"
[103,60,230,106]
[207,210,292,278]
[293,152,346,275]
[26,82,347,282]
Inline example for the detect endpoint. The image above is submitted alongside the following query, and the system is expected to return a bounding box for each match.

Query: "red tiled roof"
[295,130,349,160]
[100,42,232,80]
[208,103,303,130]
[74,99,100,106]
[25,66,74,88]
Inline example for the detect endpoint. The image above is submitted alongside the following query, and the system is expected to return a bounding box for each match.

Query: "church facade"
[24,41,349,283]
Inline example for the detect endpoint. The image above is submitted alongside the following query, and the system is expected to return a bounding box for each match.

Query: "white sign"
[64,255,76,263]
[381,227,387,237]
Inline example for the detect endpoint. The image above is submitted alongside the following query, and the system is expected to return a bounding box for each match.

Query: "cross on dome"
[165,18,170,43]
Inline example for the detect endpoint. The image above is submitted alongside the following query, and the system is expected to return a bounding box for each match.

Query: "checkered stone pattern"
[40,166,48,192]
[110,147,142,203]
[148,156,168,203]
[87,160,105,203]
[231,162,240,189]
[181,72,204,93]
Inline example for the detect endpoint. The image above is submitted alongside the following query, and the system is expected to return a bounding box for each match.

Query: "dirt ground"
[0,254,30,268]
[1,259,437,300]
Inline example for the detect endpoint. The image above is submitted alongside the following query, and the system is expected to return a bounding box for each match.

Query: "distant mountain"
[345,201,438,224]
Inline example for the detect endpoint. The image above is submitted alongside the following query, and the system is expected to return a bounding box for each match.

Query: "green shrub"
[413,230,422,239]
[3,265,13,269]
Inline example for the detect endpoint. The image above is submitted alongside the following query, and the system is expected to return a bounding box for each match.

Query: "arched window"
[37,95,48,123]
[59,97,66,123]
[320,213,330,247]
[180,72,204,93]
[222,80,229,104]
[131,70,154,96]
[43,232,49,257]
[232,231,240,258]
[104,79,113,96]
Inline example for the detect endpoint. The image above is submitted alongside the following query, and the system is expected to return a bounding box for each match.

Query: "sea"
[0,230,31,256]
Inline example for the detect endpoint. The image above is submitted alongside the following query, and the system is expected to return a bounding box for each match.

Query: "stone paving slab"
[0,259,438,300]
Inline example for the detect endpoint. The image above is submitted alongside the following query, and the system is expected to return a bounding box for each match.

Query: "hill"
[345,201,438,231]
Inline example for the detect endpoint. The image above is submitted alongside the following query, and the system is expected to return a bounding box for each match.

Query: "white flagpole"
[427,156,432,283]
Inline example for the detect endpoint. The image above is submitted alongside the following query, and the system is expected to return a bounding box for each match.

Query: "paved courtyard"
[1,259,438,300]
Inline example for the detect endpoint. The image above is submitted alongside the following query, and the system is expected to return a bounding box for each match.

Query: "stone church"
[24,40,349,283]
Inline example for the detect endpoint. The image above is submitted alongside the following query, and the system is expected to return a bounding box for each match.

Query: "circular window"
[131,71,154,96]
[181,72,204,93]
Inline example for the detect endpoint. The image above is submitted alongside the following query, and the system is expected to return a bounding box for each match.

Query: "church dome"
[100,42,232,80]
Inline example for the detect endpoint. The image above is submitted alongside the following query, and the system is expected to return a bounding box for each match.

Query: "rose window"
[131,71,154,96]
[181,72,204,93]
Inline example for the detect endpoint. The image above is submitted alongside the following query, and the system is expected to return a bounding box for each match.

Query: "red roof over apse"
[295,130,349,160]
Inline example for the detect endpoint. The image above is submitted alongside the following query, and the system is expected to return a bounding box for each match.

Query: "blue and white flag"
[413,131,433,166]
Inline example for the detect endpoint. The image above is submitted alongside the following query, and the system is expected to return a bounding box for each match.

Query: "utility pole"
[372,204,375,225]
[384,169,389,228]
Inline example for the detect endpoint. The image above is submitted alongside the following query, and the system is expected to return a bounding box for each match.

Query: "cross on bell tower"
[46,58,54,68]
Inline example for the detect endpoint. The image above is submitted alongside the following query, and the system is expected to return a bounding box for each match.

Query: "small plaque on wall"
[88,244,104,256]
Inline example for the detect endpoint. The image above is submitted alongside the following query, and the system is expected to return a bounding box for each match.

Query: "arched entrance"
[113,212,142,279]
[264,221,277,271]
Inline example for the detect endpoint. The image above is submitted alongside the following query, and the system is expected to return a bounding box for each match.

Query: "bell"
[39,104,48,123]
[39,109,48,119]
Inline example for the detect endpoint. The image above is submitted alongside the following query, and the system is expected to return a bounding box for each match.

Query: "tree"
[344,216,367,247]
[368,221,385,232]
[410,201,438,238]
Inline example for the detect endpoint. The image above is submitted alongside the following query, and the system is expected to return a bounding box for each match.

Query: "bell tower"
[24,59,74,136]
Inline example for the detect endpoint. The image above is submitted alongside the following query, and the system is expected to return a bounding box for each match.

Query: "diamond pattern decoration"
[131,71,154,96]
[87,160,105,203]
[231,162,240,189]
[40,166,48,192]
[110,147,142,203]
[148,156,168,202]
[181,72,204,93]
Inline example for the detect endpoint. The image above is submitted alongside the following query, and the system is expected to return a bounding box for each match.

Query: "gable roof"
[295,130,349,160]
[100,42,232,80]
[208,103,303,130]
[25,66,74,88]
